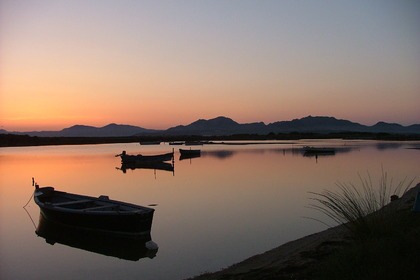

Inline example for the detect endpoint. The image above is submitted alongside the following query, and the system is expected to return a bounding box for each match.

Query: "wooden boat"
[139,141,161,145]
[36,213,158,261]
[179,148,201,156]
[33,180,155,236]
[302,146,336,155]
[116,150,174,163]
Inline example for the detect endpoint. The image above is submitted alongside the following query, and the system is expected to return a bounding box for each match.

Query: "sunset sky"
[1,0,419,131]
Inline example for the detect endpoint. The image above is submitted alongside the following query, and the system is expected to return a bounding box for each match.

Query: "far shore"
[1,132,420,148]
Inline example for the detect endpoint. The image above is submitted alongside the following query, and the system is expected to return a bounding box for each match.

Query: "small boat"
[139,141,161,145]
[179,148,201,161]
[179,148,201,156]
[33,180,155,236]
[116,150,174,163]
[36,213,158,261]
[302,146,336,155]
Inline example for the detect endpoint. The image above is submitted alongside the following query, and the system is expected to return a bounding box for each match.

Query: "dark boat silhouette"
[36,213,158,261]
[179,148,201,160]
[302,146,336,157]
[33,179,155,236]
[116,150,174,164]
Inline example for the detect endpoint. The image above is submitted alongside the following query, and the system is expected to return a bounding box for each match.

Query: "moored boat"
[179,148,201,156]
[33,180,155,236]
[179,148,201,161]
[302,146,336,155]
[139,141,161,145]
[116,150,174,163]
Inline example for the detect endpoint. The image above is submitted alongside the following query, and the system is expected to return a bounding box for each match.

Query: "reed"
[309,169,415,240]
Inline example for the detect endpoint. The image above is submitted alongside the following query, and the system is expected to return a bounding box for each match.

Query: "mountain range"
[1,116,419,137]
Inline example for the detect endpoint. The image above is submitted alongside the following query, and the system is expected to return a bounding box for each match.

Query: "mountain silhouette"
[1,116,419,137]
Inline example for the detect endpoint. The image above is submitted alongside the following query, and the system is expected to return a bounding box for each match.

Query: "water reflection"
[201,150,236,159]
[36,213,158,261]
[117,161,175,174]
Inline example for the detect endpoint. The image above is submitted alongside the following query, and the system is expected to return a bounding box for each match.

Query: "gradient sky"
[1,0,419,131]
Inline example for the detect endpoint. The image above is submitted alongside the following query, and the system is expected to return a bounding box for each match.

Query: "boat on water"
[302,146,336,155]
[33,179,155,236]
[179,148,201,156]
[179,148,201,160]
[116,150,174,164]
[36,213,158,261]
[139,141,161,145]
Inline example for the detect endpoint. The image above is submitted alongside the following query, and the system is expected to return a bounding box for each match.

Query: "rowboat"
[302,146,336,155]
[36,213,158,261]
[179,148,201,160]
[179,148,201,156]
[116,150,174,163]
[33,180,155,236]
[139,141,161,145]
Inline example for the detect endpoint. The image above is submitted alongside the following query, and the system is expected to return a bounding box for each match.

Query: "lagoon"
[0,140,419,280]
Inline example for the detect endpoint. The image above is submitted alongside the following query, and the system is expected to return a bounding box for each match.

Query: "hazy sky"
[1,0,419,131]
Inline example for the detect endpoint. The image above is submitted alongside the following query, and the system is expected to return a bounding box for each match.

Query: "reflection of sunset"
[1,141,419,279]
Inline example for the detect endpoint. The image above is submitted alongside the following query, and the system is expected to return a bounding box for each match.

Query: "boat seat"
[53,199,92,206]
[83,205,116,211]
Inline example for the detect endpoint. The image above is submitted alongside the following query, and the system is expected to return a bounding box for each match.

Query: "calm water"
[1,140,419,280]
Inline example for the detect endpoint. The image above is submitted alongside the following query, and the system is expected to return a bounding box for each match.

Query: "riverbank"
[188,183,420,280]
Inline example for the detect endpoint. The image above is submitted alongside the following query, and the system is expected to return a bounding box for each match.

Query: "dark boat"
[179,148,201,160]
[116,150,174,164]
[139,141,161,145]
[36,213,158,261]
[302,146,336,156]
[118,161,174,173]
[33,181,155,236]
[179,148,201,156]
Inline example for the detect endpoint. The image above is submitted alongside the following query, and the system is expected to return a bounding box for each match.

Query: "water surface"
[1,140,419,279]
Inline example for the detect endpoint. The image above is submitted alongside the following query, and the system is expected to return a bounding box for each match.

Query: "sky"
[1,0,419,131]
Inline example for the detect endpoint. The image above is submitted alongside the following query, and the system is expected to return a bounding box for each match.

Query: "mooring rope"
[23,191,34,208]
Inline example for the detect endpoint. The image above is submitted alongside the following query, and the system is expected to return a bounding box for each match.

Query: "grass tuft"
[308,168,415,240]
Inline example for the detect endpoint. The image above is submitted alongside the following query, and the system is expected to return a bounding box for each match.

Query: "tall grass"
[309,169,416,240]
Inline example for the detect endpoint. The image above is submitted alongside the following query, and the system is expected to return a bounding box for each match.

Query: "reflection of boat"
[119,161,174,173]
[303,146,336,156]
[36,213,158,261]
[33,181,155,236]
[116,150,174,163]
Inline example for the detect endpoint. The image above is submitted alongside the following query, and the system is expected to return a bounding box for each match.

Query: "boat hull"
[34,187,155,236]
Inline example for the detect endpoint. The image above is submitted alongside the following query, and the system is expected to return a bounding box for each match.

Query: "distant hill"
[164,116,266,135]
[3,123,157,137]
[1,116,419,137]
[164,116,420,135]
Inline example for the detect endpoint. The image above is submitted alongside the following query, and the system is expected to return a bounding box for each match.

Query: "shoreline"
[2,133,420,148]
[187,183,420,280]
